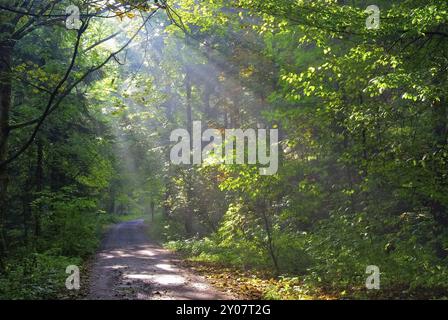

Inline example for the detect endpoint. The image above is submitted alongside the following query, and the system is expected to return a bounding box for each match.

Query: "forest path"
[87,219,233,300]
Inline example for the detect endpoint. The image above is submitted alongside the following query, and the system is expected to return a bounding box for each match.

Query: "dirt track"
[87,219,233,300]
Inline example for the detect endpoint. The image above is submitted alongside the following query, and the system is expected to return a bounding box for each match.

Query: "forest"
[0,0,447,300]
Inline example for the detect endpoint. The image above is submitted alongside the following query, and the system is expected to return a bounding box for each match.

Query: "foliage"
[1,0,448,299]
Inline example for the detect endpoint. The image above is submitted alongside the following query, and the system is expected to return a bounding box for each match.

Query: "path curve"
[87,219,233,300]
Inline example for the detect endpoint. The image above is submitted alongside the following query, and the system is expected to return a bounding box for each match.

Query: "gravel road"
[87,219,233,300]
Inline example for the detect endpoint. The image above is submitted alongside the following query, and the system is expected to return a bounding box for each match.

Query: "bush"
[0,192,115,299]
[304,211,448,297]
[37,195,103,257]
[273,231,313,274]
[0,252,80,299]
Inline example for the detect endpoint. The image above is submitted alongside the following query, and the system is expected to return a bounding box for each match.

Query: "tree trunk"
[0,40,14,268]
[203,84,213,120]
[258,200,280,274]
[184,70,194,236]
[429,98,448,227]
[150,200,155,222]
[33,140,44,238]
[22,174,33,245]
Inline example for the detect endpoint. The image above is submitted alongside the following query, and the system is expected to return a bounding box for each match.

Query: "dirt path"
[87,219,234,300]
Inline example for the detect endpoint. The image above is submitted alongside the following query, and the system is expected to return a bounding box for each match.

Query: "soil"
[87,219,235,300]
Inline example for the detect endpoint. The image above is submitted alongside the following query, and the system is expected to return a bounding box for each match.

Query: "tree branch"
[2,9,159,168]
